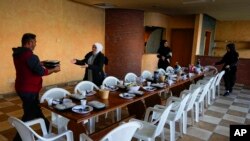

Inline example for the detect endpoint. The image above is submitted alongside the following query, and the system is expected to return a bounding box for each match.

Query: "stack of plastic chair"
[74,81,99,94]
[141,70,153,80]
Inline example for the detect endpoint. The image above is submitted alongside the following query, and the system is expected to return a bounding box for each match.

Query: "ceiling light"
[182,0,215,4]
[93,3,115,9]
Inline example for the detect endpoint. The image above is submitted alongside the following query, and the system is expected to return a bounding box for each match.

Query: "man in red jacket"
[12,33,60,141]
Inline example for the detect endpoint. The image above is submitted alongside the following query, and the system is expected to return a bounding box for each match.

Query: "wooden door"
[204,31,211,56]
[170,29,194,67]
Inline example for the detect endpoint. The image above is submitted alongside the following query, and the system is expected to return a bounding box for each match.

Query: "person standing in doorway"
[157,40,172,70]
[12,33,61,141]
[215,43,239,96]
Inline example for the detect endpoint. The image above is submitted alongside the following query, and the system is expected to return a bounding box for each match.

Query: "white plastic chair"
[214,70,225,98]
[40,88,70,133]
[166,66,174,74]
[124,72,137,83]
[102,76,121,121]
[8,116,73,141]
[194,78,213,122]
[74,81,99,94]
[141,70,153,80]
[130,103,173,141]
[79,121,142,141]
[156,68,167,76]
[102,76,120,87]
[166,87,201,134]
[152,93,191,141]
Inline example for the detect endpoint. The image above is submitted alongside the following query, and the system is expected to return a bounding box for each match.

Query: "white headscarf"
[94,42,103,54]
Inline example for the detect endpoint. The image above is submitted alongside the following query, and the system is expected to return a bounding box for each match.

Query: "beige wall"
[0,0,105,94]
[214,21,250,58]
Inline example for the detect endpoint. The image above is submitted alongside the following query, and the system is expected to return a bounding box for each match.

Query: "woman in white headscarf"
[71,42,105,86]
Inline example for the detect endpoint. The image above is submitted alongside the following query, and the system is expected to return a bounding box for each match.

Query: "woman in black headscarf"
[157,40,172,70]
[215,43,239,96]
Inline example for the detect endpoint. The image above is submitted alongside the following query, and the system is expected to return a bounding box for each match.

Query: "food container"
[98,89,110,99]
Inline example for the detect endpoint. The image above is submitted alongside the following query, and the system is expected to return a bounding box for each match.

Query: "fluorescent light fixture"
[182,0,215,4]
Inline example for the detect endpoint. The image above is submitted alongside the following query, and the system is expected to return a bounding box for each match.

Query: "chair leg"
[116,108,121,121]
[183,111,187,134]
[195,102,199,122]
[169,121,175,141]
[191,109,194,126]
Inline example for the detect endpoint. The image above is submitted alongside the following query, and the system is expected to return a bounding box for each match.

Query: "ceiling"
[71,0,250,21]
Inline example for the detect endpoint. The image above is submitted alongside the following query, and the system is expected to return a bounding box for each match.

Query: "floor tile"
[232,102,249,108]
[0,102,15,109]
[226,109,246,117]
[212,103,230,109]
[215,99,233,105]
[195,121,217,132]
[219,119,243,127]
[0,121,12,132]
[229,105,249,113]
[208,133,229,141]
[214,125,229,137]
[223,114,245,124]
[205,110,224,118]
[234,99,250,106]
[186,127,212,140]
[200,115,221,124]
[208,106,228,114]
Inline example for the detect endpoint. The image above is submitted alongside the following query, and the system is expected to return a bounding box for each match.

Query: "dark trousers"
[223,69,237,92]
[13,92,50,141]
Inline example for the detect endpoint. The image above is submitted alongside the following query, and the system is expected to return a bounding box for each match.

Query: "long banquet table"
[40,73,203,140]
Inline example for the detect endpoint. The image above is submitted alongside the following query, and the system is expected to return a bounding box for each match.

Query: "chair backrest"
[124,72,137,83]
[74,81,99,94]
[186,87,201,111]
[8,117,47,141]
[141,70,152,79]
[102,76,120,87]
[197,77,213,103]
[40,87,70,103]
[166,66,174,74]
[156,68,167,76]
[173,93,190,121]
[100,121,142,141]
[215,70,225,86]
[153,103,173,138]
[210,72,219,89]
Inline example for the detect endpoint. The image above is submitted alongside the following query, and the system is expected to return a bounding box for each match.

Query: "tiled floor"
[0,83,249,141]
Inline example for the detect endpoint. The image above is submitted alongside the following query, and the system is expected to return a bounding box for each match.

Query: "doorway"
[204,31,211,56]
[170,28,194,67]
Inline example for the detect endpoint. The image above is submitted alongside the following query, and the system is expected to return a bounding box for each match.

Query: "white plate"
[119,93,135,99]
[128,90,144,95]
[86,90,96,96]
[106,86,119,91]
[54,102,76,110]
[143,86,157,91]
[151,83,166,88]
[69,94,85,100]
[72,105,93,114]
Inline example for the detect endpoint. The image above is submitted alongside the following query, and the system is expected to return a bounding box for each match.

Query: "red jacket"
[12,47,48,93]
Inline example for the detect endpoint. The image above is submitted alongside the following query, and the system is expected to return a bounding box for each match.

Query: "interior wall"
[0,0,105,94]
[105,9,144,79]
[214,21,250,58]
